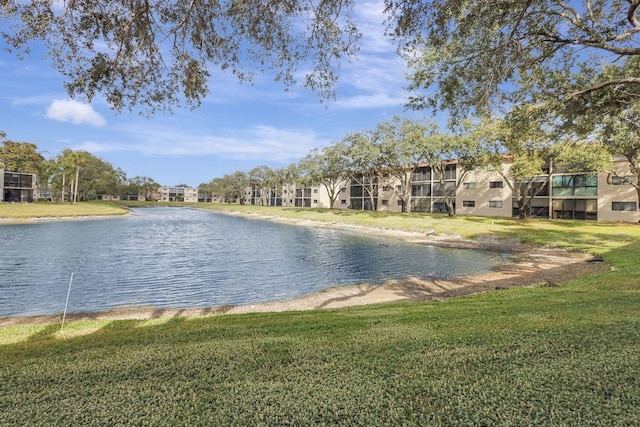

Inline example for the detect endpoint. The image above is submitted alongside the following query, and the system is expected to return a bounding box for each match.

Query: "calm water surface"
[0,207,502,317]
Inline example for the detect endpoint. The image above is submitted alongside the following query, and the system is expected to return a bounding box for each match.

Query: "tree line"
[0,131,159,203]
[201,114,639,219]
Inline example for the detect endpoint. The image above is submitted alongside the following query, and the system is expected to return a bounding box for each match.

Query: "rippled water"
[0,207,502,317]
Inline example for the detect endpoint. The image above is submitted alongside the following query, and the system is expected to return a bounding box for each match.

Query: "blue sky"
[0,2,425,187]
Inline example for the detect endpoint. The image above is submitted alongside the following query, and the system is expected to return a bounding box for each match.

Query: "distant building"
[1,169,37,203]
[241,156,640,223]
[154,186,198,202]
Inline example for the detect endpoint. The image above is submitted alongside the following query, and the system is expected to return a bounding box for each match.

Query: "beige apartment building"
[244,157,639,223]
[155,186,199,202]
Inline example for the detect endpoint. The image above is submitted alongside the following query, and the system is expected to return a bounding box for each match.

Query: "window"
[313,199,318,204]
[381,200,388,205]
[411,184,431,197]
[553,199,598,220]
[489,200,504,208]
[612,202,637,211]
[489,181,504,189]
[434,164,456,180]
[411,198,431,213]
[396,185,403,192]
[612,176,637,185]
[552,174,597,196]
[313,189,318,193]
[341,187,347,192]
[463,182,476,189]
[382,186,391,191]
[463,200,475,207]
[412,166,431,182]
[341,199,347,205]
[432,202,448,213]
[397,200,403,206]
[433,182,455,197]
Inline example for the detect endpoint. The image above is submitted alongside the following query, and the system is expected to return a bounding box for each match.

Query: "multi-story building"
[1,169,37,203]
[242,157,639,223]
[154,186,199,202]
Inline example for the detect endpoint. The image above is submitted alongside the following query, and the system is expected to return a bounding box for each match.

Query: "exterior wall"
[155,186,198,202]
[376,174,404,212]
[457,166,513,218]
[597,159,639,222]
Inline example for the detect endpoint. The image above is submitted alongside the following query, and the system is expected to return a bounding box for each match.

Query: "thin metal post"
[61,272,74,332]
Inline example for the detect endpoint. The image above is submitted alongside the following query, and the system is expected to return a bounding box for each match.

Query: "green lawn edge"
[0,201,128,219]
[1,203,638,425]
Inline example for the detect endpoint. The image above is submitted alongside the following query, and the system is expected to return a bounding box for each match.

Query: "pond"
[0,207,503,317]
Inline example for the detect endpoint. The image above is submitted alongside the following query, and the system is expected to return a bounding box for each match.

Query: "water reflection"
[0,207,501,317]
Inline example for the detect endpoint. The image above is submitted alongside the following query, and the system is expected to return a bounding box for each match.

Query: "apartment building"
[154,186,199,202]
[0,169,37,203]
[244,157,639,223]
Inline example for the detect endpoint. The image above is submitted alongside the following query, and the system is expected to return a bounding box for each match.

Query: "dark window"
[432,202,448,213]
[433,182,455,197]
[489,181,504,189]
[489,200,503,208]
[463,200,475,207]
[552,174,597,196]
[412,166,431,182]
[435,164,456,180]
[411,184,431,197]
[612,202,637,211]
[612,176,637,185]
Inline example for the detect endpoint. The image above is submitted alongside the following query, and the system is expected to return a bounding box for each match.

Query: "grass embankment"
[2,205,639,425]
[0,201,128,219]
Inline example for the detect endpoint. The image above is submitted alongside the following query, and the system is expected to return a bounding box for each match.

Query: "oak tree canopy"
[1,0,360,113]
[387,0,640,122]
[2,1,638,123]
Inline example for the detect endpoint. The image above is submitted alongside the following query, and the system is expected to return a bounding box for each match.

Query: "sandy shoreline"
[0,211,609,326]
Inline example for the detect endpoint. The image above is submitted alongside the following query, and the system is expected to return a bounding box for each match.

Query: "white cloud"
[73,124,328,164]
[46,99,107,127]
[334,92,405,109]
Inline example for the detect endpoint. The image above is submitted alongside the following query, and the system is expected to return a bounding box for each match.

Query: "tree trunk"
[518,199,528,219]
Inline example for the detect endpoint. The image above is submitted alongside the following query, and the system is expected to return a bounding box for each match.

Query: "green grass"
[0,201,128,219]
[1,205,639,425]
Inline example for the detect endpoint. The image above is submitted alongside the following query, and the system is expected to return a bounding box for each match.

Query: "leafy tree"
[481,112,556,220]
[248,165,276,206]
[375,117,434,213]
[211,171,249,204]
[271,164,301,207]
[1,0,360,113]
[54,150,124,202]
[197,181,215,203]
[344,131,382,211]
[127,176,160,200]
[390,1,640,125]
[0,136,46,174]
[299,143,350,209]
[420,120,496,217]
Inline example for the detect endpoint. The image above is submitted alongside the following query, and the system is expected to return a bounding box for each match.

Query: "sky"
[0,2,425,187]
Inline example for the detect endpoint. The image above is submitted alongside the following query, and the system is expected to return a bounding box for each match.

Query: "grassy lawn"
[1,205,639,425]
[0,201,128,219]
